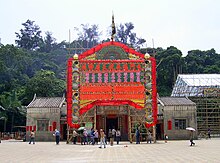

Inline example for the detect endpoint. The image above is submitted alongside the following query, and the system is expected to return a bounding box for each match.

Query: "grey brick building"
[158,97,197,140]
[26,95,66,141]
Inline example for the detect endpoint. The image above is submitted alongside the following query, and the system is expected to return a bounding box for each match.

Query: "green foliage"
[115,22,146,49]
[15,19,43,50]
[0,91,26,131]
[0,45,31,93]
[184,49,220,74]
[75,24,101,50]
[38,31,56,53]
[25,70,65,103]
[156,46,183,96]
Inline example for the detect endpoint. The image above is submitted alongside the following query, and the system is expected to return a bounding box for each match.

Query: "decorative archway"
[66,41,157,129]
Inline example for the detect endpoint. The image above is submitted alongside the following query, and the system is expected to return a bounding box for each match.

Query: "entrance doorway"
[156,123,163,140]
[106,116,118,137]
[61,124,67,140]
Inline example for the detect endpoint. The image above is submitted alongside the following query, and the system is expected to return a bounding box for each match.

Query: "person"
[29,130,35,144]
[135,127,140,144]
[116,129,121,145]
[94,129,99,145]
[83,129,88,145]
[90,128,95,145]
[112,128,116,139]
[23,133,26,142]
[72,130,78,144]
[108,129,112,142]
[108,129,113,146]
[99,129,106,148]
[147,131,152,144]
[54,129,60,145]
[164,134,168,143]
[208,127,211,139]
[190,131,195,146]
[104,130,108,145]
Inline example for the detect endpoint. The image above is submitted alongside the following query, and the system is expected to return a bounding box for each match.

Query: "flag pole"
[111,12,116,41]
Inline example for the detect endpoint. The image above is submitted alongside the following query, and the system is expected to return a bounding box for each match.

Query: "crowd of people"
[25,127,154,147]
[135,127,153,144]
[1,126,213,148]
[72,128,121,148]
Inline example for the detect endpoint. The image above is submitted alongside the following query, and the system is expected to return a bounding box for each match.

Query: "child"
[29,130,35,144]
[164,134,168,143]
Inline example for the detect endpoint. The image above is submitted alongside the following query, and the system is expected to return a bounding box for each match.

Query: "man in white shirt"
[116,129,121,144]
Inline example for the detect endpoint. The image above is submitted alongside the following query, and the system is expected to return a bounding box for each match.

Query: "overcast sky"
[0,0,220,56]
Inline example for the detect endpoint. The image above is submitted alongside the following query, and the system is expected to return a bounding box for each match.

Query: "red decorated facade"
[66,41,157,140]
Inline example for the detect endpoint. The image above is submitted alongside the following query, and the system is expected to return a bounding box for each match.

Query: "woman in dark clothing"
[190,131,195,146]
[135,128,140,144]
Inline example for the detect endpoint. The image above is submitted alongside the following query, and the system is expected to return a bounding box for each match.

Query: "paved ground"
[0,138,220,163]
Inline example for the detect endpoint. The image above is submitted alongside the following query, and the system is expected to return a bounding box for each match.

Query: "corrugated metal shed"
[27,96,65,108]
[159,97,195,106]
[178,74,220,87]
[171,74,220,97]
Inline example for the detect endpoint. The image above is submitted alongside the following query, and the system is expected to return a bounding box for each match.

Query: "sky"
[0,0,220,56]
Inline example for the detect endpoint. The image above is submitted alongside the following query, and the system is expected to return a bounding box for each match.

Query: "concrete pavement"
[0,138,220,163]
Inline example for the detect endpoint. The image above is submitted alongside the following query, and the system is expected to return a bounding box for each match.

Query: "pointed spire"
[111,12,116,41]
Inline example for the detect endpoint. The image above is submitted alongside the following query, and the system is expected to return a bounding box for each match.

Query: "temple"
[66,41,157,142]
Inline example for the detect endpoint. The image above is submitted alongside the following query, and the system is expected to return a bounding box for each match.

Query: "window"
[175,119,186,130]
[37,119,49,131]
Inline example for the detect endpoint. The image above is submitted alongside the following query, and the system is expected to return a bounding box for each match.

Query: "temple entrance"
[106,116,118,142]
[106,116,118,131]
[61,124,67,140]
[67,105,151,142]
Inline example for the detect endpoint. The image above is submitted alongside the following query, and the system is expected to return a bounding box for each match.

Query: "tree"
[25,70,65,103]
[204,65,220,73]
[115,22,146,49]
[183,49,220,74]
[39,31,56,53]
[0,45,31,93]
[156,46,183,96]
[0,91,25,132]
[184,50,205,73]
[75,24,101,50]
[15,19,43,50]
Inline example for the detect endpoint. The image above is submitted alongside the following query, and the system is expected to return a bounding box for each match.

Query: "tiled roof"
[159,97,195,106]
[27,96,65,108]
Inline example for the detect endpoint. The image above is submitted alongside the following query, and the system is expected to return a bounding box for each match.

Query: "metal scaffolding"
[189,96,220,136]
[171,74,220,136]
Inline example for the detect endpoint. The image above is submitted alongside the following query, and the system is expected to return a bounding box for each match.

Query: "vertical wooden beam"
[94,106,97,130]
[104,115,106,132]
[153,125,156,143]
[66,125,70,144]
[128,106,132,143]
